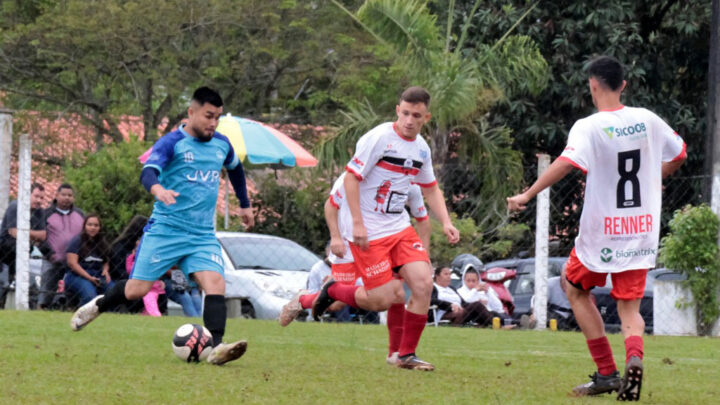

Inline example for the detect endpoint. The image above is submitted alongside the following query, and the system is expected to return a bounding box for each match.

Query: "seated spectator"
[0,182,47,308]
[431,266,508,327]
[39,183,84,309]
[125,243,165,317]
[162,267,201,317]
[63,214,114,306]
[109,215,148,281]
[457,267,508,317]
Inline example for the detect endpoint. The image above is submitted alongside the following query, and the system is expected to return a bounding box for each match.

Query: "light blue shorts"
[130,219,224,282]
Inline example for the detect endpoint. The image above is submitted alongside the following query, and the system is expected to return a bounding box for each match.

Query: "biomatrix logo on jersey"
[600,247,613,263]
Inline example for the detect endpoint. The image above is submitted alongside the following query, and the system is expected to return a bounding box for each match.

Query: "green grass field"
[1,310,718,404]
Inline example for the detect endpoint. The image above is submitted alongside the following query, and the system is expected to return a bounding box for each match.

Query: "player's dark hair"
[78,213,110,262]
[57,183,73,193]
[400,86,431,107]
[586,55,624,91]
[31,182,44,192]
[192,86,223,108]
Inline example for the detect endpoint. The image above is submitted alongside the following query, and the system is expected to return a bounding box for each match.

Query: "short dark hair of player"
[400,86,431,107]
[192,86,223,108]
[31,182,44,192]
[58,183,73,193]
[586,56,624,91]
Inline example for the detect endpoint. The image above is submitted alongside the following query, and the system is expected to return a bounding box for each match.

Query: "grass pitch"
[1,310,718,404]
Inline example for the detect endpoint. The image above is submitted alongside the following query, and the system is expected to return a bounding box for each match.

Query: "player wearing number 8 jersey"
[507,56,685,401]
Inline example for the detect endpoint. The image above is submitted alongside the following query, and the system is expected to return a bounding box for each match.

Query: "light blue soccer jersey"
[143,125,240,233]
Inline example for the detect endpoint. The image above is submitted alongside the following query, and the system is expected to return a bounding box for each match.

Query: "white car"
[216,232,319,320]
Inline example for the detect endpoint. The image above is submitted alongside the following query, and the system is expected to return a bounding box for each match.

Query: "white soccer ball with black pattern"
[172,323,214,363]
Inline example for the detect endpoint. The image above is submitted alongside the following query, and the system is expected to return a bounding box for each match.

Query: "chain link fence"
[0,115,714,335]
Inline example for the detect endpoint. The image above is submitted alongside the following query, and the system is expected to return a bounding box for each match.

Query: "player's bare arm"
[662,158,685,179]
[413,218,431,249]
[150,184,179,206]
[324,198,346,258]
[507,159,574,212]
[344,173,368,249]
[420,184,459,244]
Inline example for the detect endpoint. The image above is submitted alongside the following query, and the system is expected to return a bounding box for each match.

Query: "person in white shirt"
[430,266,505,327]
[508,55,686,400]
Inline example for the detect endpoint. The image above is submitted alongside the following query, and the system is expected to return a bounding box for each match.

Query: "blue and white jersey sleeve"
[144,132,184,173]
[214,133,241,170]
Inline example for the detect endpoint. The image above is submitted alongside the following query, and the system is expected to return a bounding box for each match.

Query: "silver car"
[217,232,319,320]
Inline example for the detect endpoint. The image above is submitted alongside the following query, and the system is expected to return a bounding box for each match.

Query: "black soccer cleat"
[311,279,336,321]
[572,371,621,396]
[617,356,643,401]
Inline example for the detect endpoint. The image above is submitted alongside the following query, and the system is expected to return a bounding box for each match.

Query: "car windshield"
[219,236,319,271]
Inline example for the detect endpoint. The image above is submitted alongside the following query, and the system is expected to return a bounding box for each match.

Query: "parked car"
[216,232,320,320]
[482,257,568,320]
[591,268,685,334]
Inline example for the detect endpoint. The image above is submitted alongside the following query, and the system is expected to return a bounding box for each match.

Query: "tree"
[315,0,549,228]
[63,137,154,237]
[0,0,395,144]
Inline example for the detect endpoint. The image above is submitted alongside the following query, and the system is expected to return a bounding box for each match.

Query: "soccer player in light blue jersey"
[71,87,254,365]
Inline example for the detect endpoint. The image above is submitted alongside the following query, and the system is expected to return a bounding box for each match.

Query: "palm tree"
[316,0,548,228]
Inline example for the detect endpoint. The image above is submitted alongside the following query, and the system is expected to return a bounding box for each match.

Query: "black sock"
[203,294,226,347]
[97,280,129,312]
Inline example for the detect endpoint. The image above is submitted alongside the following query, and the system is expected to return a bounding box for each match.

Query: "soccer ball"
[172,323,214,363]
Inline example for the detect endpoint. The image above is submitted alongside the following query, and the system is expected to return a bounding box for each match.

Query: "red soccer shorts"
[331,262,359,286]
[349,226,429,290]
[565,248,647,300]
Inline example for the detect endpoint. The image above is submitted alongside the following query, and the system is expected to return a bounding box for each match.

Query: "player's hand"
[330,236,346,258]
[443,222,460,244]
[507,193,530,212]
[352,221,369,250]
[151,185,179,206]
[239,207,254,230]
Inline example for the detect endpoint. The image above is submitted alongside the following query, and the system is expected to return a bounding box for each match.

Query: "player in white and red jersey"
[507,56,686,401]
[311,87,459,371]
[279,174,431,366]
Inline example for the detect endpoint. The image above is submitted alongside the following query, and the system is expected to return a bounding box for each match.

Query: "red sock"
[587,336,617,376]
[299,292,319,309]
[327,283,358,308]
[398,310,427,357]
[624,335,644,362]
[387,303,405,355]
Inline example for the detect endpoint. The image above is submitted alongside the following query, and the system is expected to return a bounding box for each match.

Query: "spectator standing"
[0,183,47,308]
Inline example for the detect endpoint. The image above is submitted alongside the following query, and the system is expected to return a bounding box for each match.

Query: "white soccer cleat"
[70,295,103,331]
[207,340,248,365]
[278,289,307,327]
[386,352,399,365]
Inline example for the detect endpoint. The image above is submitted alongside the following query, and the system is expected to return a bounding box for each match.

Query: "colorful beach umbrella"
[139,114,318,167]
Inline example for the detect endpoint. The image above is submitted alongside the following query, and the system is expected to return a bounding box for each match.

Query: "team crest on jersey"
[184,151,194,163]
[412,242,425,251]
[374,180,392,213]
[403,158,414,168]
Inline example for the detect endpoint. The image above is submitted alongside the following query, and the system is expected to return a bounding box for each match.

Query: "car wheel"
[241,301,256,319]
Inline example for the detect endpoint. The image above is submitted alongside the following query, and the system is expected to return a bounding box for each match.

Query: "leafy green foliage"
[660,204,720,335]
[63,137,153,237]
[429,213,529,266]
[250,170,331,254]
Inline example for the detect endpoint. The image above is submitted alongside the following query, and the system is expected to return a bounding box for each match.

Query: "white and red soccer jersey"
[344,122,435,241]
[559,106,686,272]
[328,173,428,264]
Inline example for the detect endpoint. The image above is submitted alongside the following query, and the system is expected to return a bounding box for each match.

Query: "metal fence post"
[14,133,31,310]
[0,108,13,214]
[534,153,550,330]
